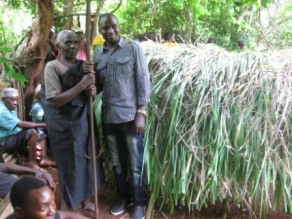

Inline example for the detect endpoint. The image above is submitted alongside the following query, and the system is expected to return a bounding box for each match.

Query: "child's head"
[76,31,86,45]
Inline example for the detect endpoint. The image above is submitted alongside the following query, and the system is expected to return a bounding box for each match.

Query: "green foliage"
[117,0,157,36]
[240,1,292,50]
[0,56,11,63]
[0,2,32,46]
[0,44,27,84]
[5,0,22,8]
[115,0,291,50]
[0,17,27,84]
[4,0,36,14]
[2,0,288,52]
[268,3,292,49]
[117,0,187,39]
[3,64,27,83]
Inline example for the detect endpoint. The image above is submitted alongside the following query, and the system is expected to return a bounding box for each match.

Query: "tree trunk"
[184,2,194,44]
[15,0,53,120]
[91,0,105,41]
[63,0,74,29]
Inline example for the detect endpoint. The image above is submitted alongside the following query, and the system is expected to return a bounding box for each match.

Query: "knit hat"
[1,88,19,98]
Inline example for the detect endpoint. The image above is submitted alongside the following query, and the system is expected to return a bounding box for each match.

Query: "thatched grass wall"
[140,41,292,217]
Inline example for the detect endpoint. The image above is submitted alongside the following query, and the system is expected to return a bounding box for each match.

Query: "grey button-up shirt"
[94,38,151,124]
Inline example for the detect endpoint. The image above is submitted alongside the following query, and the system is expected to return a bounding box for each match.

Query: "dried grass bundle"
[140,41,292,217]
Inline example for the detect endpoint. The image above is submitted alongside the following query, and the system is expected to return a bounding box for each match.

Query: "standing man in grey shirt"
[84,13,151,219]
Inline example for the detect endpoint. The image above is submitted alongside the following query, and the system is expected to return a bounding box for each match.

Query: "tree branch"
[109,0,123,14]
[53,0,122,20]
[53,12,94,19]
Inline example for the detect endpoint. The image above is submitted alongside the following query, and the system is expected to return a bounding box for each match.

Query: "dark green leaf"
[0,56,10,63]
[4,64,27,83]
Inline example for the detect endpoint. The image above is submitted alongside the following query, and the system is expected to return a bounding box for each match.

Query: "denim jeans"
[103,121,147,206]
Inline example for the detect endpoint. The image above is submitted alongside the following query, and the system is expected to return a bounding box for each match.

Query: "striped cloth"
[94,38,151,124]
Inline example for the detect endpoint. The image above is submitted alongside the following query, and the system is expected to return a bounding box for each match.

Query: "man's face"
[58,32,79,60]
[17,187,56,219]
[3,96,19,110]
[99,16,120,46]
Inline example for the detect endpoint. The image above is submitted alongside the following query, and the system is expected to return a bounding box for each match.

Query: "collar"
[103,38,126,52]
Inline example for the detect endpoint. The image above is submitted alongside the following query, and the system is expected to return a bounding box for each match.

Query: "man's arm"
[44,61,96,108]
[49,73,95,109]
[18,121,46,129]
[132,43,151,135]
[0,163,55,191]
[133,43,151,106]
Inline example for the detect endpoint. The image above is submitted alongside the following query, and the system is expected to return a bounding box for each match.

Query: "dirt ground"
[78,190,292,219]
[46,168,292,219]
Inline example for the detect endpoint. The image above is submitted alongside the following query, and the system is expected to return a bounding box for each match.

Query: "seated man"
[0,162,55,218]
[6,176,89,219]
[0,88,55,169]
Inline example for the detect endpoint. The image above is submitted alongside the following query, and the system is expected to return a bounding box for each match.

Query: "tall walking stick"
[85,0,99,218]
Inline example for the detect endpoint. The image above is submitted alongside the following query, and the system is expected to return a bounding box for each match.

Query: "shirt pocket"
[116,56,133,75]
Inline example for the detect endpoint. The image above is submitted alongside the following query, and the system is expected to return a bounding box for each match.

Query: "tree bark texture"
[63,0,74,29]
[15,0,53,120]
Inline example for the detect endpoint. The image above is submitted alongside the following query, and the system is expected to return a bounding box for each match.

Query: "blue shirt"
[94,38,151,124]
[0,101,21,141]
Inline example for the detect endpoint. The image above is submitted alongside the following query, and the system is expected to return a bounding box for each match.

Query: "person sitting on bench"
[0,88,55,169]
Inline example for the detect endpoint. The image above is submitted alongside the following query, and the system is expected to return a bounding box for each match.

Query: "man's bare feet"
[39,158,57,168]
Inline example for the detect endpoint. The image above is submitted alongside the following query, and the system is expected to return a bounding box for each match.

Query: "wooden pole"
[85,1,92,60]
[85,0,99,218]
